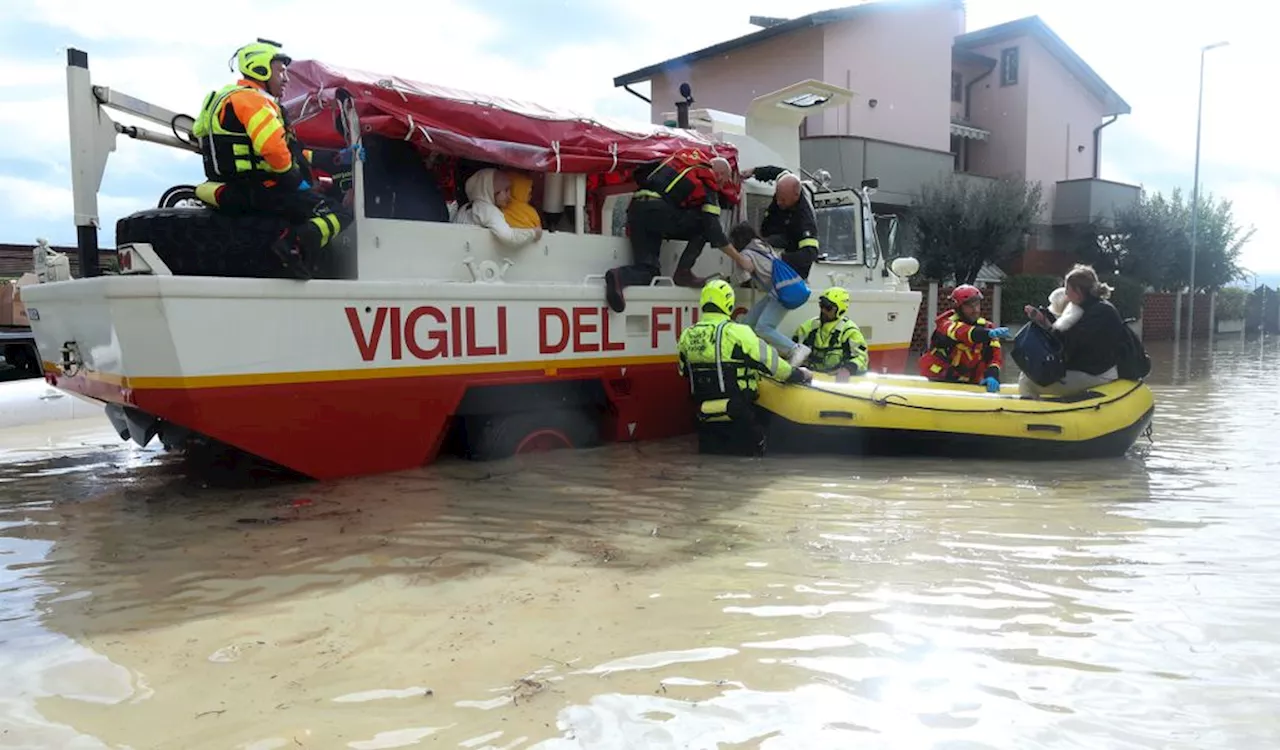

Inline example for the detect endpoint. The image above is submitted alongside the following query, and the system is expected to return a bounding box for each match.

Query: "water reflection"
[0,336,1276,748]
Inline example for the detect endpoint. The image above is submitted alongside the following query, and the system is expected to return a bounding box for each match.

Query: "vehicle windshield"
[814,203,860,262]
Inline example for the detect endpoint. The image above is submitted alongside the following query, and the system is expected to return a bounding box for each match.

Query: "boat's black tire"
[115,207,354,279]
[464,408,601,461]
[157,185,203,209]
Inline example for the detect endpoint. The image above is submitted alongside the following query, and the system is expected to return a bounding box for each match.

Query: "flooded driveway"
[1,336,1277,749]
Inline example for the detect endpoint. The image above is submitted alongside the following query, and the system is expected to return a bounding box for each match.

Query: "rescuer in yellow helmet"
[190,39,352,279]
[677,279,812,456]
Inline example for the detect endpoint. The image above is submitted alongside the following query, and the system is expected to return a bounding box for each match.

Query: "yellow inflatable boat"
[756,372,1154,459]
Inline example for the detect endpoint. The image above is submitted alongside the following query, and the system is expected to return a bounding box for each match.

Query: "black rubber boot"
[605,269,626,313]
[270,231,313,281]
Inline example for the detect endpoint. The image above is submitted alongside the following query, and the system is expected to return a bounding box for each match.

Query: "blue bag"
[1012,322,1065,387]
[771,256,811,310]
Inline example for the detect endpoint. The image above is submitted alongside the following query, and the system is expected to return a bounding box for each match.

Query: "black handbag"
[1012,322,1066,387]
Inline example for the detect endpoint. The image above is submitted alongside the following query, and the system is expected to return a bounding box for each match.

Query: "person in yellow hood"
[501,171,542,229]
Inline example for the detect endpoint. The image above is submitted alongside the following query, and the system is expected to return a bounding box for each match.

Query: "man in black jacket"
[748,166,821,279]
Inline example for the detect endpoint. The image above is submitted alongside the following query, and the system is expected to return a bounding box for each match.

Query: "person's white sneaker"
[787,343,811,367]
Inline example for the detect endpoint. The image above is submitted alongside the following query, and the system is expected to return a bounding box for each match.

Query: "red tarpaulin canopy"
[282,60,738,174]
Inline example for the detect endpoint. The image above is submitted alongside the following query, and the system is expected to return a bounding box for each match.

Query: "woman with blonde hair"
[1018,264,1131,398]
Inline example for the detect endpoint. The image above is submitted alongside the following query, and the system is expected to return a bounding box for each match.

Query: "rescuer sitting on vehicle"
[191,39,352,280]
[605,150,751,314]
[677,279,813,457]
[918,284,1012,393]
[745,167,821,280]
[791,286,869,381]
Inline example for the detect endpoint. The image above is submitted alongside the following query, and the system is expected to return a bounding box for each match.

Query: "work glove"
[338,144,366,166]
[981,376,1000,393]
[989,326,1012,340]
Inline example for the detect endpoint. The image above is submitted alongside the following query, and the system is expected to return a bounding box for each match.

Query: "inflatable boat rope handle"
[871,392,909,408]
[828,382,1142,415]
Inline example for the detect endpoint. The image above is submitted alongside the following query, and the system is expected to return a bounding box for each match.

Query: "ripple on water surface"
[0,339,1278,748]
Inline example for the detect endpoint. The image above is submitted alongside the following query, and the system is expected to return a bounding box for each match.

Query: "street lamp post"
[1187,40,1229,347]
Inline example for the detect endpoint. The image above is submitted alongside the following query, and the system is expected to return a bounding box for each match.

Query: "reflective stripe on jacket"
[192,79,293,183]
[677,312,794,406]
[917,310,1002,383]
[793,316,869,373]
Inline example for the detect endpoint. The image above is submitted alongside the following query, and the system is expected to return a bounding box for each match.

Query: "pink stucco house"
[612,0,1138,273]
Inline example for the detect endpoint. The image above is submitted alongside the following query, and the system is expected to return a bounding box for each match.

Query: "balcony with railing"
[800,136,954,207]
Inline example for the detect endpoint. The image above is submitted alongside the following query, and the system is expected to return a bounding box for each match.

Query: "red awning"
[282,60,738,174]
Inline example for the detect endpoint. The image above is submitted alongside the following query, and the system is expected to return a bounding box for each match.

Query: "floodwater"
[1,336,1277,749]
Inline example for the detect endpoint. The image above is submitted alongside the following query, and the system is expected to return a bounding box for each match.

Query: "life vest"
[794,317,869,373]
[634,149,729,213]
[192,82,289,183]
[677,312,793,422]
[918,310,1003,383]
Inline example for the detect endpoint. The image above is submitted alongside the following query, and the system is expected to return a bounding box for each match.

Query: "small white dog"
[1048,286,1083,332]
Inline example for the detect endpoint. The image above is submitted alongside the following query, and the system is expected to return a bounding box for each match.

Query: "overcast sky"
[0,0,1272,276]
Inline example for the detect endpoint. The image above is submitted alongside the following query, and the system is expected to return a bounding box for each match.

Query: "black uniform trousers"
[693,396,767,457]
[214,182,352,259]
[614,197,714,289]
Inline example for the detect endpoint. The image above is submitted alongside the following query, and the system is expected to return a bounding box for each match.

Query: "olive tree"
[907,175,1044,285]
[1064,188,1254,292]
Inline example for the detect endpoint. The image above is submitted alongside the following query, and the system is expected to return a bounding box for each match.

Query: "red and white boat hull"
[25,275,916,479]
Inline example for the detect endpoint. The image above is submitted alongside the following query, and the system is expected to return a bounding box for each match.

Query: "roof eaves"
[612,3,873,87]
[955,16,1131,117]
[952,47,997,68]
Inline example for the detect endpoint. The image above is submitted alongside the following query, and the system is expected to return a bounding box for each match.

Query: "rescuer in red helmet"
[918,284,1011,392]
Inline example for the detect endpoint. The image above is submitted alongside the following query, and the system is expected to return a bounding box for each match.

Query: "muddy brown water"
[1,336,1277,749]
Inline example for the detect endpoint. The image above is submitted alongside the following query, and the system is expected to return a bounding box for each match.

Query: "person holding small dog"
[1018,264,1129,398]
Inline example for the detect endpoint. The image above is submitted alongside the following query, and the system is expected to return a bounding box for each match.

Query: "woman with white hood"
[453,168,543,248]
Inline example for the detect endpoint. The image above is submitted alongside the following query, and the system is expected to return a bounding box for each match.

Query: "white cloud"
[1217,180,1280,275]
[0,174,137,228]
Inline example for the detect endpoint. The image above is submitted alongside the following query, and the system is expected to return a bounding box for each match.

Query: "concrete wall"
[801,136,954,206]
[1053,178,1141,225]
[647,26,825,124]
[950,58,993,123]
[1022,41,1112,214]
[962,35,1031,182]
[816,4,956,152]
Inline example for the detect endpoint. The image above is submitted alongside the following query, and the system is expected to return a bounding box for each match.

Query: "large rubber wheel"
[115,207,354,279]
[465,409,601,462]
[158,185,202,209]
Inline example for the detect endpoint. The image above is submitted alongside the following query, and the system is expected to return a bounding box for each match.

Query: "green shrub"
[1101,274,1144,321]
[1215,286,1248,320]
[1000,274,1061,322]
[999,273,1145,322]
